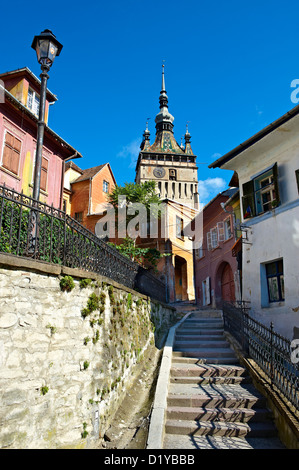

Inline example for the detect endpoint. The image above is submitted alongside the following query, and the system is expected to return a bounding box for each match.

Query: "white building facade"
[210,106,299,340]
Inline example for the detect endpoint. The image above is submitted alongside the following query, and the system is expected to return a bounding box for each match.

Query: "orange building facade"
[64,162,116,233]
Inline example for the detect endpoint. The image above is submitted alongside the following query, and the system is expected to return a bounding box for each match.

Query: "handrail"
[223,301,299,411]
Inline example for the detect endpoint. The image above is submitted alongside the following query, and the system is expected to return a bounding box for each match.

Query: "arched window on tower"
[169,169,176,180]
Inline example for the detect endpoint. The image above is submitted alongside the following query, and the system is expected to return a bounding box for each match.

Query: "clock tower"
[135,65,199,208]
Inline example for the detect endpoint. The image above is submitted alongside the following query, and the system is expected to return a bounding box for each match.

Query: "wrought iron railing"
[223,301,299,411]
[0,184,166,302]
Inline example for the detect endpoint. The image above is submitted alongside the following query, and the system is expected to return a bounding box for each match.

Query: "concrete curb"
[146,311,193,449]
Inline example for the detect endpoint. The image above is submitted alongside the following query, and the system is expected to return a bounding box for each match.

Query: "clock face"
[153,167,166,178]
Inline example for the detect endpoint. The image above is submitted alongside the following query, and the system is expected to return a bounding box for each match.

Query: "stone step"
[183,317,223,325]
[163,434,286,449]
[167,384,267,409]
[170,375,251,385]
[178,321,224,328]
[172,356,240,365]
[174,340,230,349]
[175,334,226,341]
[166,406,272,423]
[172,348,237,358]
[165,419,278,438]
[175,329,225,336]
[170,363,248,378]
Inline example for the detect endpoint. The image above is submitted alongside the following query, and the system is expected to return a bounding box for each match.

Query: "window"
[103,180,109,193]
[207,227,218,250]
[224,217,232,240]
[75,212,83,223]
[176,216,184,239]
[242,163,280,219]
[40,157,48,192]
[169,169,176,181]
[27,88,40,116]
[2,131,21,175]
[195,241,204,259]
[265,259,285,302]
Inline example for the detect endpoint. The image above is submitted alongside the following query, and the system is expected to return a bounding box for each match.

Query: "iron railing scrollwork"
[0,184,166,302]
[223,301,299,411]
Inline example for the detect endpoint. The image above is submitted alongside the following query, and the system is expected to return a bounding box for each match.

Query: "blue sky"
[1,0,299,204]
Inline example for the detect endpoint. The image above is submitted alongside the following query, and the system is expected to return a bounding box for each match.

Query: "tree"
[107,182,169,269]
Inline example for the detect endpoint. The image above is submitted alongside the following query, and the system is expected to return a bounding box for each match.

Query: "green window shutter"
[242,180,255,219]
[272,162,280,207]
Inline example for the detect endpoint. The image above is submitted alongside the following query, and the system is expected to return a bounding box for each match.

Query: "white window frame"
[27,88,40,116]
[103,180,109,193]
[224,217,232,240]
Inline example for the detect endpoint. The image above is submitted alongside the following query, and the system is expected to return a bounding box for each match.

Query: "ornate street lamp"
[31,29,63,200]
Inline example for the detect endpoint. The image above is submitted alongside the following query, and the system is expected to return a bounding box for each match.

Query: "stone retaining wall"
[0,253,175,449]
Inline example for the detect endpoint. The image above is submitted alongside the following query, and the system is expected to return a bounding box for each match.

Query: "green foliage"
[79,278,92,288]
[81,292,101,318]
[108,237,169,268]
[40,386,49,396]
[127,292,132,309]
[83,361,90,370]
[81,422,88,439]
[107,181,160,211]
[60,275,75,292]
[46,324,57,335]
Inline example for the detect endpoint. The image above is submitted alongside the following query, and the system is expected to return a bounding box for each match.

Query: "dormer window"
[27,88,40,116]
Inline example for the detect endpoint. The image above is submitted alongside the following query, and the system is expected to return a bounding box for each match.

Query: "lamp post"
[31,29,63,201]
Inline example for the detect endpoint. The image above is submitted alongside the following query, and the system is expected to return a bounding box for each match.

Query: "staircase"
[162,310,285,449]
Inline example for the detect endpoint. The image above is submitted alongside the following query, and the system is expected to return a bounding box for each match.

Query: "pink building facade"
[0,68,82,208]
[194,189,241,308]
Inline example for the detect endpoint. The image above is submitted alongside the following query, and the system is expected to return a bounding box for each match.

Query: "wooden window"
[265,259,284,302]
[2,131,21,175]
[40,157,48,192]
[242,163,280,219]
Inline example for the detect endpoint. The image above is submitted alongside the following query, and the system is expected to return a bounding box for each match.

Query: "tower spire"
[155,62,174,133]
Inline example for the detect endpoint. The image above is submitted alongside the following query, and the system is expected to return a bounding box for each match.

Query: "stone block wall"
[0,254,175,449]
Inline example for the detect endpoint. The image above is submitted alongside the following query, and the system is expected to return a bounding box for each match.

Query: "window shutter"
[2,132,21,175]
[40,157,48,192]
[217,221,225,242]
[272,162,280,207]
[207,231,212,251]
[242,180,255,219]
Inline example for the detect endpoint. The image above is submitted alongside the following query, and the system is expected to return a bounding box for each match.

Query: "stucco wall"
[0,254,175,449]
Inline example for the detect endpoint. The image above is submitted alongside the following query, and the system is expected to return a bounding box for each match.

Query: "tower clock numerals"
[153,167,166,178]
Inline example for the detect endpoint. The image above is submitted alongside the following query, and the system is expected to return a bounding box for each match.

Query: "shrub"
[60,275,75,292]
